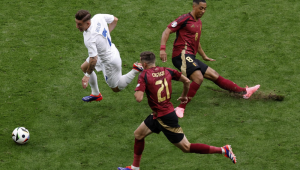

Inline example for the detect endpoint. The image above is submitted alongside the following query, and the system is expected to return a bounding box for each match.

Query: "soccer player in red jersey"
[160,0,260,117]
[118,51,236,170]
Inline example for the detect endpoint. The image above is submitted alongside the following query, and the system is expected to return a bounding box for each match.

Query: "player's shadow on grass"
[206,87,285,101]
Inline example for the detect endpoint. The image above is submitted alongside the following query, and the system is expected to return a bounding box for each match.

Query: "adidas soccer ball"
[12,127,30,144]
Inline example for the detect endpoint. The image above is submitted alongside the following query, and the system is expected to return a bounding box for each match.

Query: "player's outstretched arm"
[86,56,97,74]
[198,42,215,61]
[160,27,173,62]
[108,17,118,33]
[134,91,144,103]
[82,56,97,89]
[177,74,190,104]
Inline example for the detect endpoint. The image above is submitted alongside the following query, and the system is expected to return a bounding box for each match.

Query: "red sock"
[132,138,145,167]
[190,143,222,154]
[214,76,246,93]
[178,81,200,109]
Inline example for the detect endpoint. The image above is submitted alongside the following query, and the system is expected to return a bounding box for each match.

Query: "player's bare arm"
[177,74,190,104]
[108,17,118,33]
[86,56,97,74]
[134,91,144,103]
[198,42,215,61]
[82,56,97,89]
[160,27,174,62]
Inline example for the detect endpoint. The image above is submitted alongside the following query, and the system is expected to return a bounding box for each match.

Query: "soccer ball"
[12,127,30,144]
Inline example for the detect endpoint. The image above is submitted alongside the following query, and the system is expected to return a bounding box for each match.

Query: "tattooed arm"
[82,56,98,89]
[86,56,98,74]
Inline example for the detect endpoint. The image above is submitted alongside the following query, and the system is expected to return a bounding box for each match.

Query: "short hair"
[140,51,156,64]
[193,0,206,4]
[75,10,91,22]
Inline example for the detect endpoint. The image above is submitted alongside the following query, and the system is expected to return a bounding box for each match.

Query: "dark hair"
[75,10,91,22]
[193,0,206,4]
[140,51,156,64]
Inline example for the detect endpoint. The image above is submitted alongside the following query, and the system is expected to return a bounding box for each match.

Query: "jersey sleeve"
[166,68,182,81]
[100,14,114,24]
[135,72,146,92]
[85,39,98,57]
[167,14,189,32]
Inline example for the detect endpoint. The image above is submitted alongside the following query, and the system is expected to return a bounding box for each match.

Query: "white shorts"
[85,45,122,88]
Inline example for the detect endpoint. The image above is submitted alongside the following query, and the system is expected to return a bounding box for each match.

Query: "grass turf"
[0,0,299,169]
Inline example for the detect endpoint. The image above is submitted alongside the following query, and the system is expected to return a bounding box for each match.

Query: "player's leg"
[204,67,245,93]
[173,136,237,164]
[176,70,203,117]
[172,54,205,118]
[204,67,260,99]
[159,111,237,164]
[158,111,221,154]
[174,136,222,154]
[81,61,102,102]
[131,122,152,169]
[106,49,143,92]
[118,115,156,170]
[116,62,143,91]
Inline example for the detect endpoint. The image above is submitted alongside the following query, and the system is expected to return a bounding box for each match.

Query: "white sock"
[88,71,100,95]
[117,69,138,90]
[131,165,139,170]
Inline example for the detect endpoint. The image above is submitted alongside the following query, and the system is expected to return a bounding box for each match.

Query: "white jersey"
[83,14,116,64]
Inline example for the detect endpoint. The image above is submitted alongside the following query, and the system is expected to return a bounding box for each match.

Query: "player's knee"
[190,70,203,85]
[193,75,203,85]
[204,67,219,81]
[181,143,191,153]
[211,70,219,79]
[134,130,144,140]
[197,76,204,85]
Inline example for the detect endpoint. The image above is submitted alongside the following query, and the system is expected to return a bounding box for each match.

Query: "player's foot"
[117,166,133,170]
[243,85,260,99]
[222,145,237,164]
[133,62,144,72]
[175,107,185,118]
[82,93,103,102]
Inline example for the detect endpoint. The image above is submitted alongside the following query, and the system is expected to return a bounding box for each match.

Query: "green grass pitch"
[1,0,300,169]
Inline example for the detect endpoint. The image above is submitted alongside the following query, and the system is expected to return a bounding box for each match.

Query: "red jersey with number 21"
[167,13,202,58]
[135,66,182,119]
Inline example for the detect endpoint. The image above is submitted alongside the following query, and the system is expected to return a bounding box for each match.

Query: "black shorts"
[172,54,208,78]
[144,111,184,143]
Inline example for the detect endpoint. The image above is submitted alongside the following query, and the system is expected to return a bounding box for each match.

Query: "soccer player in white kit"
[75,10,143,102]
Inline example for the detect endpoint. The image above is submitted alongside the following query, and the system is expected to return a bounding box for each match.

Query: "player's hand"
[160,50,167,62]
[177,96,188,104]
[203,56,216,61]
[82,76,90,89]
